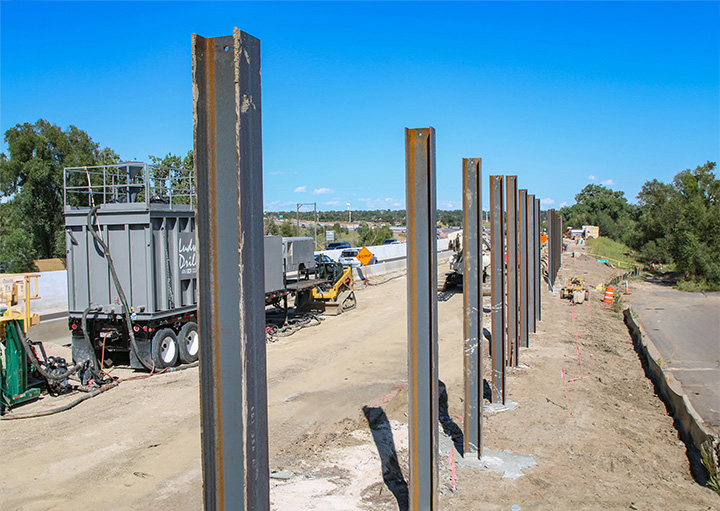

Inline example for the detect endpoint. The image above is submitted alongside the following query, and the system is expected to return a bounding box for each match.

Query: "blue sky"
[2,1,718,212]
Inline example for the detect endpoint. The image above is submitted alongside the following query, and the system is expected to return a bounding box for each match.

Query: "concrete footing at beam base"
[623,307,719,482]
[439,434,536,479]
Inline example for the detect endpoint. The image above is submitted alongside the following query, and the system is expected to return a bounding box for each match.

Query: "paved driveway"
[626,278,720,433]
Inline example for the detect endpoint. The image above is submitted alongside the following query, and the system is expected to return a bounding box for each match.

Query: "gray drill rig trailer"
[64,163,320,372]
[64,162,199,370]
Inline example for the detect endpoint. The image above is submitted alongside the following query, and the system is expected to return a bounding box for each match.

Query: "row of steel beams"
[193,29,269,511]
[405,128,439,511]
[192,26,551,505]
[490,176,545,405]
[462,158,482,457]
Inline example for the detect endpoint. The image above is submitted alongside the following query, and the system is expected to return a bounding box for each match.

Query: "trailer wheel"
[178,322,199,364]
[151,328,179,369]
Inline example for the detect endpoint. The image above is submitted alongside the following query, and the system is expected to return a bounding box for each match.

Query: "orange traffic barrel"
[604,286,614,303]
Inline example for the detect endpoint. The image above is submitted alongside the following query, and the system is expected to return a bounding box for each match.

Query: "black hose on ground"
[87,206,153,370]
[0,382,119,420]
[15,321,82,382]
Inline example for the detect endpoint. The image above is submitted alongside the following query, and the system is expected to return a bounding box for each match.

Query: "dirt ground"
[1,243,718,510]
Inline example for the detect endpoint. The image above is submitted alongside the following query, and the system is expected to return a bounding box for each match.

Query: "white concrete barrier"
[31,270,68,315]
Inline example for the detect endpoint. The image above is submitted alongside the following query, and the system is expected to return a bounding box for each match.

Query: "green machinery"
[0,273,42,412]
[1,315,41,410]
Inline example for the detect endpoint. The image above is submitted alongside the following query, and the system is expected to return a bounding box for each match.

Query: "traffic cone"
[624,280,630,295]
[603,286,614,304]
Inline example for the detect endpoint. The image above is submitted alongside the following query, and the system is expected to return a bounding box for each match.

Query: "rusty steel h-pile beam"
[505,176,518,367]
[405,127,439,510]
[527,194,537,332]
[489,175,506,404]
[547,209,563,289]
[518,189,529,348]
[193,29,269,510]
[535,198,542,321]
[462,157,483,456]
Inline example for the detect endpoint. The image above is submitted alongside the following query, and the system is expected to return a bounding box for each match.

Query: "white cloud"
[313,188,335,195]
[540,198,555,205]
[324,200,343,207]
[601,179,615,186]
[268,171,285,176]
[293,186,306,193]
[264,200,297,210]
[559,201,568,208]
[588,175,597,181]
[357,197,404,209]
[438,200,461,210]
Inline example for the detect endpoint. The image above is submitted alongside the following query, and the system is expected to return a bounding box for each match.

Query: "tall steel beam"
[548,209,555,291]
[462,157,482,456]
[490,175,505,404]
[535,198,541,322]
[505,176,518,367]
[405,127,438,511]
[193,29,269,511]
[518,189,528,349]
[527,194,536,333]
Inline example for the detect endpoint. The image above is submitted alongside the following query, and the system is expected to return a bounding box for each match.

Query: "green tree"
[0,227,37,273]
[0,120,120,264]
[264,217,279,235]
[357,223,392,246]
[357,223,374,245]
[279,221,295,237]
[560,184,638,244]
[148,151,194,204]
[666,162,720,286]
[632,179,675,262]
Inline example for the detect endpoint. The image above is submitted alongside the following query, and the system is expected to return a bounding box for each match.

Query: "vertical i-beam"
[490,175,505,404]
[535,198,541,322]
[405,127,439,511]
[505,176,518,367]
[527,194,536,333]
[192,29,269,511]
[548,209,555,289]
[518,189,528,348]
[462,157,482,456]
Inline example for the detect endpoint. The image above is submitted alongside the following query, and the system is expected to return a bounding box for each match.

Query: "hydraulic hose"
[15,321,82,381]
[81,305,101,373]
[0,382,118,420]
[87,206,153,370]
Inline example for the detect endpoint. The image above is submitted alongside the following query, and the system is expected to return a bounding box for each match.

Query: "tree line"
[560,162,719,289]
[2,120,717,288]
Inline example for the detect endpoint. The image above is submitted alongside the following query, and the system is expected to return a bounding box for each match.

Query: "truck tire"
[151,328,179,369]
[178,322,199,364]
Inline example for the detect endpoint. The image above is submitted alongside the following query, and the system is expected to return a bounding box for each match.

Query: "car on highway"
[339,248,377,268]
[325,241,351,250]
[314,253,336,265]
[382,238,397,245]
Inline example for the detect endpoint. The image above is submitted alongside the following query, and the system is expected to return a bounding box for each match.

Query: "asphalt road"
[626,278,720,432]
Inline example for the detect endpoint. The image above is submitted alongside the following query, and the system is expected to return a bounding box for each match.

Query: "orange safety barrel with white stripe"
[604,286,614,303]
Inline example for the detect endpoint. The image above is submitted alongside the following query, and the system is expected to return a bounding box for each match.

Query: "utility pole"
[297,202,317,247]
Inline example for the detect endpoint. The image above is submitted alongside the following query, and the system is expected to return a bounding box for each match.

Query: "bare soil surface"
[2,244,718,510]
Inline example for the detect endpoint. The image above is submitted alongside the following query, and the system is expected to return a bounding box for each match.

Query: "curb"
[623,306,718,476]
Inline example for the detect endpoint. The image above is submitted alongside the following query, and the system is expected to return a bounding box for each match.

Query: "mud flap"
[129,340,152,369]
